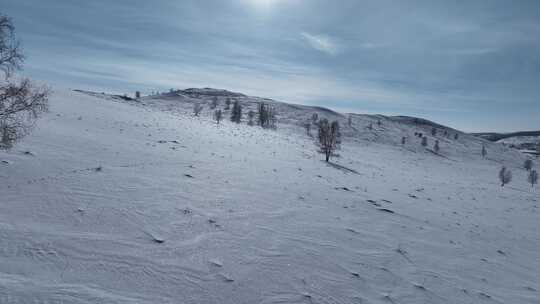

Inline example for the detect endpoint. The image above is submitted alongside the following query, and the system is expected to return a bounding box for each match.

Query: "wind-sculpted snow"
[0,89,538,303]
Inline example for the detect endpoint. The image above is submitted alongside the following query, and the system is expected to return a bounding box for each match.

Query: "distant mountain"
[472,130,540,142]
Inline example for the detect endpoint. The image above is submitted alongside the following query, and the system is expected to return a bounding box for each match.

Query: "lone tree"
[257,102,276,129]
[421,136,428,147]
[524,159,533,171]
[304,121,311,136]
[213,109,222,124]
[434,139,440,153]
[247,110,255,126]
[311,113,318,124]
[210,96,218,109]
[499,166,512,187]
[230,100,242,123]
[528,169,538,188]
[1,15,49,150]
[317,119,341,162]
[193,103,203,116]
[482,145,487,158]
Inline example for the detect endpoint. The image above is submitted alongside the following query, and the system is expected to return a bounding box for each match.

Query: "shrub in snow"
[528,170,538,188]
[247,110,255,126]
[225,98,231,110]
[454,133,459,140]
[213,109,222,124]
[304,122,311,136]
[482,145,487,158]
[230,100,242,123]
[499,166,512,187]
[311,113,318,124]
[434,140,440,153]
[401,136,406,145]
[0,15,49,150]
[210,97,218,109]
[524,159,533,171]
[431,127,437,136]
[421,136,428,147]
[193,103,203,116]
[317,119,341,162]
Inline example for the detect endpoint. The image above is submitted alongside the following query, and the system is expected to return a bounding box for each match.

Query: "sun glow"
[245,0,280,10]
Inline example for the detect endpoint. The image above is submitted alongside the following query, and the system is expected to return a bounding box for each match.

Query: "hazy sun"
[246,0,279,10]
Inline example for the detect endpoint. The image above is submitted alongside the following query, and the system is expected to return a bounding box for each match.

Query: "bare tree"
[230,100,242,123]
[524,159,533,171]
[210,96,218,109]
[247,110,255,126]
[499,166,512,187]
[193,103,203,116]
[434,139,440,153]
[528,169,538,188]
[421,136,428,147]
[1,15,49,150]
[311,113,318,124]
[482,145,487,158]
[318,119,341,162]
[258,102,276,129]
[304,121,311,136]
[213,109,222,124]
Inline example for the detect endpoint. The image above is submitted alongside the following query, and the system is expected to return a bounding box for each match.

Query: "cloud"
[300,32,340,55]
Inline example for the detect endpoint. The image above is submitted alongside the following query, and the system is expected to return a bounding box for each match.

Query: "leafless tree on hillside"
[247,110,255,126]
[421,136,428,147]
[499,166,512,187]
[528,169,538,188]
[213,109,222,124]
[524,159,533,171]
[305,121,311,136]
[1,15,49,150]
[193,103,203,116]
[210,96,218,109]
[318,119,341,162]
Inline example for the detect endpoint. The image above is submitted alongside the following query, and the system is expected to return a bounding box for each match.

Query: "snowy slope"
[1,89,539,303]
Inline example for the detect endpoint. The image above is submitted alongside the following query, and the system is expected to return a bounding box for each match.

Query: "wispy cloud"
[300,32,340,55]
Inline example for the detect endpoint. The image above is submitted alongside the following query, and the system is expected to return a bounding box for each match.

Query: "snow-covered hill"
[1,89,539,303]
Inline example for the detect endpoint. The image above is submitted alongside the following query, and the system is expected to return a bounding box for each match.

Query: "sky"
[2,0,540,132]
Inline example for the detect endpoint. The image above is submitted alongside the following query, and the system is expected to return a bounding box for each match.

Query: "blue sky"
[3,0,540,132]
